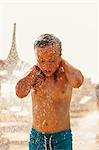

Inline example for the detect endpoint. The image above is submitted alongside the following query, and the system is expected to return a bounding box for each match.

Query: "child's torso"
[31,66,72,133]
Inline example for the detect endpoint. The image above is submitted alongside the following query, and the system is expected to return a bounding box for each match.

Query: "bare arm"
[15,66,37,98]
[60,58,84,88]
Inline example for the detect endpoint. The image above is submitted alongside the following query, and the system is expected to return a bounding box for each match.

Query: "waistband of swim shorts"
[30,128,72,138]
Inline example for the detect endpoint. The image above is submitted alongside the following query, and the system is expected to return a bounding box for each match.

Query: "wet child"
[15,34,84,150]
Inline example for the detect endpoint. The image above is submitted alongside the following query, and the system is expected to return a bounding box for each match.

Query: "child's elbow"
[15,80,29,99]
[15,87,28,99]
[16,90,25,99]
[73,75,84,88]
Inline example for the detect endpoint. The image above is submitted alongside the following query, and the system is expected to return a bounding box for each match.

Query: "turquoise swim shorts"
[29,128,73,150]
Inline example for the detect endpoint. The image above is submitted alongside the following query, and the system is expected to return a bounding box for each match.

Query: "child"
[15,34,84,150]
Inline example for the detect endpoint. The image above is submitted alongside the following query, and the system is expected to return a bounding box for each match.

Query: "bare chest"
[31,71,71,102]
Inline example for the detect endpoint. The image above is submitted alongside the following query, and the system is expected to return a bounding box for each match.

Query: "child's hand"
[59,58,84,88]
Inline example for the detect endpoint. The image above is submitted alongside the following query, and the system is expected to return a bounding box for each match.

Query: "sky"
[0,0,98,83]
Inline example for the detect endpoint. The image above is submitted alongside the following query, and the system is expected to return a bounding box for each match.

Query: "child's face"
[35,45,61,77]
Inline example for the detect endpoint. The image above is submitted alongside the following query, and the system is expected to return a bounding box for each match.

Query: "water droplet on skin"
[42,120,48,129]
[43,109,46,113]
[42,113,45,116]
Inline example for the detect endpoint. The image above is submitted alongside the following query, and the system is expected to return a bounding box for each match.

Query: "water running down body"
[16,34,84,150]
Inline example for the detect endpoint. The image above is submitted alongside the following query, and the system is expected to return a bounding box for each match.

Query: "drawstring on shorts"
[44,135,52,150]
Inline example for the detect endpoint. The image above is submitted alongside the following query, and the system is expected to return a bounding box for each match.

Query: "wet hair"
[34,34,62,56]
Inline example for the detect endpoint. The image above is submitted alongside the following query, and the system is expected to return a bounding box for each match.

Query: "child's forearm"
[16,67,36,98]
[16,77,31,98]
[61,59,84,88]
